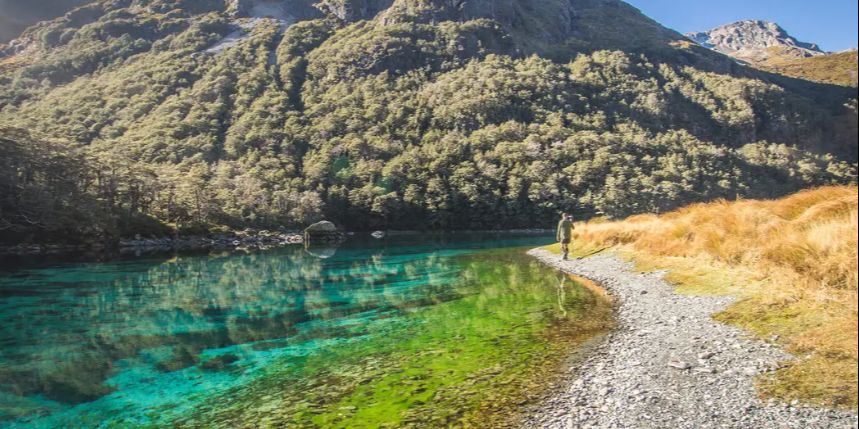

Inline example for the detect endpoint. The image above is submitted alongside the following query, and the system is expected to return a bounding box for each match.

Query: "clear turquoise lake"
[0,233,611,428]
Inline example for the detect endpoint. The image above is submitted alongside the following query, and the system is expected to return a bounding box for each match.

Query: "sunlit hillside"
[554,186,858,407]
[755,48,859,87]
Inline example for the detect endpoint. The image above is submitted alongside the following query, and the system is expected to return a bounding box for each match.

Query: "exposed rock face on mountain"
[228,0,323,20]
[228,0,396,22]
[687,20,823,56]
[317,0,394,21]
[0,0,856,240]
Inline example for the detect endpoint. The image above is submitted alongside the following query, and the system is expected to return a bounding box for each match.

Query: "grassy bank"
[547,186,858,408]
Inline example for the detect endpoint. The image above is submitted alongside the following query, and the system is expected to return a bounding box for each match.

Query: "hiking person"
[556,213,574,260]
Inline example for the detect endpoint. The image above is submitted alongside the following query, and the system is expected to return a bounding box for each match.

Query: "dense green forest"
[0,0,856,243]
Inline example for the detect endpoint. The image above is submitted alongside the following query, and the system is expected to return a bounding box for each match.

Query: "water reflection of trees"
[0,245,467,409]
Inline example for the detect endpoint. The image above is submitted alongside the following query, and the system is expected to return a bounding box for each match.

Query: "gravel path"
[523,249,858,429]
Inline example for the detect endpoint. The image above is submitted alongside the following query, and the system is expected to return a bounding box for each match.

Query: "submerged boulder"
[201,353,240,371]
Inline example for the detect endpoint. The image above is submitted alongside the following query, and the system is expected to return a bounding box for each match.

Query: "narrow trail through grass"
[547,186,858,408]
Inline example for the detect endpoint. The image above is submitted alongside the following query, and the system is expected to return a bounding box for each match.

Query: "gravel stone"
[521,249,858,429]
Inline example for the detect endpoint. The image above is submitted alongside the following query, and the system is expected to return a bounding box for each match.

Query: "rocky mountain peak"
[687,19,823,55]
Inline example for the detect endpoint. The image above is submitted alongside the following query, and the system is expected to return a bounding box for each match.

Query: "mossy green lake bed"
[0,234,612,428]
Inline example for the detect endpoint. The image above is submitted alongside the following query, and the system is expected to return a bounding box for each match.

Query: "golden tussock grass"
[549,186,858,408]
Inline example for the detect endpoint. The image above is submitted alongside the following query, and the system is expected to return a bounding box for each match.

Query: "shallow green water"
[0,234,611,428]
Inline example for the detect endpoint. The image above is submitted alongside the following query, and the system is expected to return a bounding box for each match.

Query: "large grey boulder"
[304,221,346,244]
[305,221,338,233]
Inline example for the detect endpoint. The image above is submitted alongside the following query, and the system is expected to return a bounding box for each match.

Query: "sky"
[624,0,859,52]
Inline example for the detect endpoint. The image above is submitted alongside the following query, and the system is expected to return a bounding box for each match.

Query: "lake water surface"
[0,234,611,428]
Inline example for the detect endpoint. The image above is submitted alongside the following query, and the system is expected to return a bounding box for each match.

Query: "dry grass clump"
[556,186,858,407]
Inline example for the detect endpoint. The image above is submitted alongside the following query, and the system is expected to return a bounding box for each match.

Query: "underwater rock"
[201,354,241,371]
[156,347,200,373]
[41,362,117,404]
[42,376,117,405]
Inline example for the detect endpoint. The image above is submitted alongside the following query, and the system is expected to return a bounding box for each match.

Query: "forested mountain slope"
[0,0,856,242]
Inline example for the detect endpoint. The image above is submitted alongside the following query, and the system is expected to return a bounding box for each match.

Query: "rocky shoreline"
[523,249,858,429]
[118,230,306,252]
[0,230,306,257]
[0,228,554,257]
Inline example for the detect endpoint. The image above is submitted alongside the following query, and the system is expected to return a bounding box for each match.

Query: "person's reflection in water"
[557,275,568,317]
